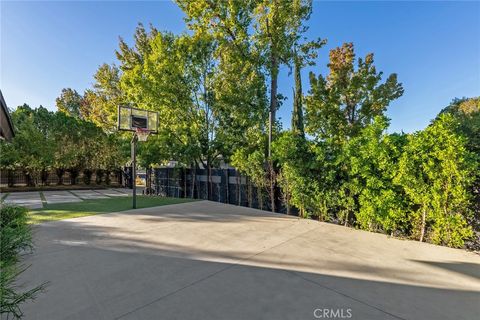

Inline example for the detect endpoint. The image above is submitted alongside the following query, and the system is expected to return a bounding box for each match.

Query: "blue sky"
[1,1,479,133]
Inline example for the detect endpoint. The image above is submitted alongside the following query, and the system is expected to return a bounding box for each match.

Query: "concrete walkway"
[20,201,480,320]
[1,188,130,208]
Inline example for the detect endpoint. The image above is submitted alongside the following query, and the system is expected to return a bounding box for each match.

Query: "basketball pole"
[131,133,138,209]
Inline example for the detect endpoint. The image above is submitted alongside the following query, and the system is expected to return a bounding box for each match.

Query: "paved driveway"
[20,201,480,320]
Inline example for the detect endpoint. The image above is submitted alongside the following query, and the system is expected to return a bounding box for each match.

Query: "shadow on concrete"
[21,214,480,320]
[412,260,480,281]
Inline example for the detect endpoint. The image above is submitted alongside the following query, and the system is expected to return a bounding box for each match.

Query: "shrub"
[0,204,47,318]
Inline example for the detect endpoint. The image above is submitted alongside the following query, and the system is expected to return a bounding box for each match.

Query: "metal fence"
[154,167,287,213]
[0,169,123,188]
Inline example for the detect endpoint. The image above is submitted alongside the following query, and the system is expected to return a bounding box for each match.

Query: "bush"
[0,204,47,318]
[430,214,474,248]
[0,205,32,263]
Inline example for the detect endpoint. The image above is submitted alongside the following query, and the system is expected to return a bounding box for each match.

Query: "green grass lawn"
[29,196,194,224]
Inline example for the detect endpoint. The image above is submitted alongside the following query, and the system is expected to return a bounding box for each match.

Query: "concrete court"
[70,189,109,200]
[1,191,43,209]
[2,188,131,209]
[20,201,480,320]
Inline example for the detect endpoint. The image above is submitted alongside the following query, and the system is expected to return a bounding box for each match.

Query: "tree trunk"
[247,177,252,208]
[286,189,291,215]
[56,168,64,185]
[105,170,111,185]
[191,166,196,199]
[269,162,275,213]
[236,174,240,205]
[420,207,427,242]
[258,186,263,210]
[41,169,49,186]
[24,170,35,187]
[269,55,278,140]
[7,169,14,187]
[207,161,212,201]
[292,53,305,137]
[184,168,187,198]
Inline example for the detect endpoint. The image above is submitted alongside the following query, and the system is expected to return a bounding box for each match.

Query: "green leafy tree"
[344,116,408,234]
[231,127,269,210]
[83,64,124,131]
[438,97,480,247]
[2,104,126,187]
[439,97,480,153]
[305,43,404,225]
[117,26,228,198]
[291,37,326,137]
[252,0,314,125]
[273,131,315,217]
[395,114,477,247]
[305,42,404,142]
[177,0,318,211]
[5,105,57,186]
[55,88,83,118]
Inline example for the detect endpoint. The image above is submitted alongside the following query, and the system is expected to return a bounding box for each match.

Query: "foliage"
[55,88,84,118]
[273,131,316,217]
[6,1,478,250]
[83,64,125,131]
[439,98,480,248]
[439,97,480,154]
[394,114,477,247]
[305,43,404,141]
[0,105,127,185]
[0,204,47,318]
[231,126,269,209]
[344,116,408,234]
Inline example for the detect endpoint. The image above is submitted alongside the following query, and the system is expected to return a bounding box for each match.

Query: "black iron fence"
[154,167,288,213]
[0,169,123,188]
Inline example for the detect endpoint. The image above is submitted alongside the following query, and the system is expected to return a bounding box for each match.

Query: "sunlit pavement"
[1,188,130,208]
[20,201,480,320]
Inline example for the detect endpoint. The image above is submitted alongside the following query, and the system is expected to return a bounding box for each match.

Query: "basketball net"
[135,127,150,142]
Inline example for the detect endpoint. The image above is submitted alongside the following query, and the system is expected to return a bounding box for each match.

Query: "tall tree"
[291,38,326,136]
[177,0,318,211]
[117,25,253,198]
[55,88,83,118]
[83,64,124,131]
[252,0,314,142]
[291,54,304,136]
[304,43,404,225]
[305,42,404,142]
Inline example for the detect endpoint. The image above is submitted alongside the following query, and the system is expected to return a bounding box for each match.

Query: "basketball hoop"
[135,127,150,142]
[118,105,158,209]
